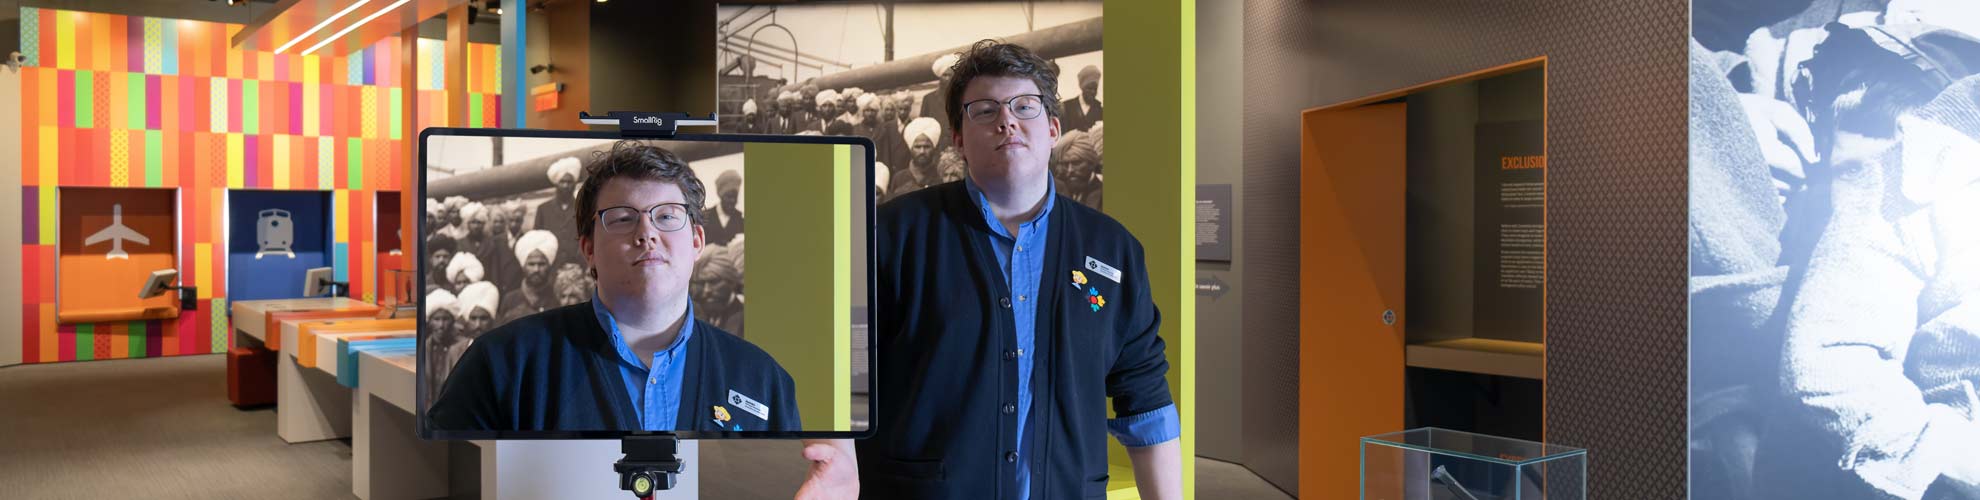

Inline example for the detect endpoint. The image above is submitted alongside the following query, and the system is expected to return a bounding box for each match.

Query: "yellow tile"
[194,243,212,298]
[273,135,291,189]
[225,133,244,189]
[334,189,349,243]
[303,84,320,137]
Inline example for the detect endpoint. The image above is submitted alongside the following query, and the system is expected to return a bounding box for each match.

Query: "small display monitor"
[302,267,335,297]
[138,269,179,299]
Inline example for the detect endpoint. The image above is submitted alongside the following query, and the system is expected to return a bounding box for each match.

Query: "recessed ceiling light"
[302,0,414,56]
[275,0,371,54]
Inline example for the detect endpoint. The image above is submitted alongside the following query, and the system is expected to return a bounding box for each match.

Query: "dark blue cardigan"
[426,302,801,433]
[860,181,1174,500]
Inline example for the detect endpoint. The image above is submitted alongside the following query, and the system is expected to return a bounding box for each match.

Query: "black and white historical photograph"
[714,1,1104,208]
[420,137,750,407]
[1689,1,1980,499]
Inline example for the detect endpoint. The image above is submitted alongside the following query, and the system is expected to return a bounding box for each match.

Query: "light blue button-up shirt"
[965,179,1181,499]
[592,292,696,431]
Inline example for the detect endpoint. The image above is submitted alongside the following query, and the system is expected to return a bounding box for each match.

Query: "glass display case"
[1361,428,1585,500]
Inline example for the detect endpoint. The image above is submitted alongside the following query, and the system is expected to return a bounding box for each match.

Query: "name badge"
[729,389,771,421]
[1085,256,1122,283]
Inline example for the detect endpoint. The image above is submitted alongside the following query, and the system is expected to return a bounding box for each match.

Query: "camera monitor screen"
[417,128,873,439]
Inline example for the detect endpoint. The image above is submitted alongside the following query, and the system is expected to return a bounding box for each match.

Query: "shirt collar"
[591,289,696,368]
[964,174,1056,239]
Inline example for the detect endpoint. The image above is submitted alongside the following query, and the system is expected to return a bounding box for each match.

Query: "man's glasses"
[962,94,1047,124]
[596,203,693,234]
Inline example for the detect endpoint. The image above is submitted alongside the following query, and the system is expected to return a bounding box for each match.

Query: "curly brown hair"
[941,39,1063,133]
[573,140,707,243]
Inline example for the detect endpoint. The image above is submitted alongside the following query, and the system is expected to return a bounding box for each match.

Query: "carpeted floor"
[0,354,355,499]
[0,355,1292,499]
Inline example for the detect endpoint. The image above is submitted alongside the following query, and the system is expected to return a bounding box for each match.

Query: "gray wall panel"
[1195,0,1247,464]
[1239,0,1311,493]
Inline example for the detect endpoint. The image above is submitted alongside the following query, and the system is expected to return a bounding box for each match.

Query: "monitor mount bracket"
[615,433,685,499]
[579,111,719,139]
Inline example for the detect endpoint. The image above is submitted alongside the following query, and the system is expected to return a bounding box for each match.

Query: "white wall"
[1,63,24,367]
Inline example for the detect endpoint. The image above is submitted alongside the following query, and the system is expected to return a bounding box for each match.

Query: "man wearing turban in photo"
[449,281,502,379]
[501,200,527,247]
[762,94,785,134]
[423,288,461,408]
[554,263,590,307]
[816,89,846,135]
[1055,130,1103,209]
[1061,65,1104,133]
[445,251,484,295]
[439,196,470,241]
[425,234,459,295]
[536,157,585,269]
[691,244,745,337]
[886,117,946,202]
[775,91,803,135]
[921,52,962,133]
[841,87,865,118]
[739,98,761,134]
[703,170,745,247]
[462,201,521,291]
[936,148,968,184]
[854,94,879,133]
[424,199,443,237]
[864,94,911,175]
[430,140,798,433]
[800,83,824,132]
[498,229,563,323]
[873,162,892,203]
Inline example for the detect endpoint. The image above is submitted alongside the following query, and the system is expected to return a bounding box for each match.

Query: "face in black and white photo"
[911,134,938,171]
[522,249,552,290]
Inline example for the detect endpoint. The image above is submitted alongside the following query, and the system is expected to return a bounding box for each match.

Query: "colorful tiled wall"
[16,8,500,364]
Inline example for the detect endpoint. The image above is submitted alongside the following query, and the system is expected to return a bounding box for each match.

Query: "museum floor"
[0,355,1291,500]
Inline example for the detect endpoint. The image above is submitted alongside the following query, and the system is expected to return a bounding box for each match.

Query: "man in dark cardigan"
[796,40,1181,500]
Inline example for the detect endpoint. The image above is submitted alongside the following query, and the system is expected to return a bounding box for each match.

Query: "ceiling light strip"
[275,0,374,54]
[302,0,414,56]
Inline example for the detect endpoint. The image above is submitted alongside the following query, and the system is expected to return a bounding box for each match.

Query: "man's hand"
[795,439,858,500]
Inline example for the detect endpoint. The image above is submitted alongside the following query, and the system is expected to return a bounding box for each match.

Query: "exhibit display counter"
[232,298,377,347]
[353,347,448,500]
[227,298,378,407]
[1361,428,1585,500]
[277,318,412,443]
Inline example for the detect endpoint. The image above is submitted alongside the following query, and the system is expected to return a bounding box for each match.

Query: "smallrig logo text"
[632,116,666,124]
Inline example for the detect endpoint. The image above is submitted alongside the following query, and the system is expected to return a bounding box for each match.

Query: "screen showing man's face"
[419,134,872,437]
[583,178,704,309]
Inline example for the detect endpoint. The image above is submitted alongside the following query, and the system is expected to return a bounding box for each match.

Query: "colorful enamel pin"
[1072,270,1089,290]
[712,405,732,428]
[1087,286,1106,311]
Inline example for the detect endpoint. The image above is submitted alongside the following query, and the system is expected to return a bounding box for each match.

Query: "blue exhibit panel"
[227,190,336,302]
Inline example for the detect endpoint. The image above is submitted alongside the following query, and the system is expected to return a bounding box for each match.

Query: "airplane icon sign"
[85,204,151,260]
